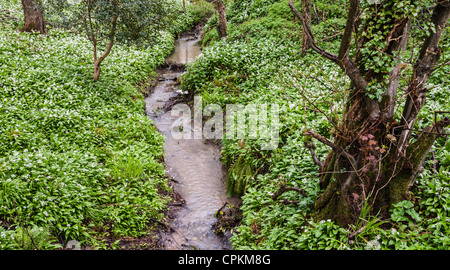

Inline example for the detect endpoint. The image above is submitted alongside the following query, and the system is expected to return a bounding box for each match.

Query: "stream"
[145,32,240,250]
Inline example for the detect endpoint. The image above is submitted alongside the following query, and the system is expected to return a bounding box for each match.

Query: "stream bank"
[145,29,241,250]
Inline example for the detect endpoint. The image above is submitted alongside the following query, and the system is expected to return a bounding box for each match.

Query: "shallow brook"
[145,33,240,250]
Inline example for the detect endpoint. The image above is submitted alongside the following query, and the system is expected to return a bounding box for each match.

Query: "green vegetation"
[181,0,450,249]
[0,0,204,249]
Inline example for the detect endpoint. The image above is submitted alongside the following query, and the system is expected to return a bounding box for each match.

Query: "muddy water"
[145,35,240,250]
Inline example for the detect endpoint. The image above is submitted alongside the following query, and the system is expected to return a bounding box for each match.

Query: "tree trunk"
[217,0,227,39]
[21,0,46,34]
[301,0,311,56]
[291,0,450,227]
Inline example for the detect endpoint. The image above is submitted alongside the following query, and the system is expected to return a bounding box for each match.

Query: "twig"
[168,202,183,207]
[216,202,229,214]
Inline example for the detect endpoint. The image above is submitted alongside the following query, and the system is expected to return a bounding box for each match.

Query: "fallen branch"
[303,129,359,192]
[289,0,339,63]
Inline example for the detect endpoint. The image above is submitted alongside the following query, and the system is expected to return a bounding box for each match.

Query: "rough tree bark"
[216,0,227,38]
[301,0,311,56]
[290,0,450,227]
[21,0,46,34]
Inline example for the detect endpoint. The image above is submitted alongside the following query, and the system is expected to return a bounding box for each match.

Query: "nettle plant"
[45,0,179,81]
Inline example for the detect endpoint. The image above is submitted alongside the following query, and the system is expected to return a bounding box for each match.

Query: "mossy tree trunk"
[21,0,46,34]
[291,0,450,227]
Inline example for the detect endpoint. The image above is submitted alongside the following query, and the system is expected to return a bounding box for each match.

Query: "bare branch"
[338,0,359,61]
[348,223,366,240]
[303,129,359,181]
